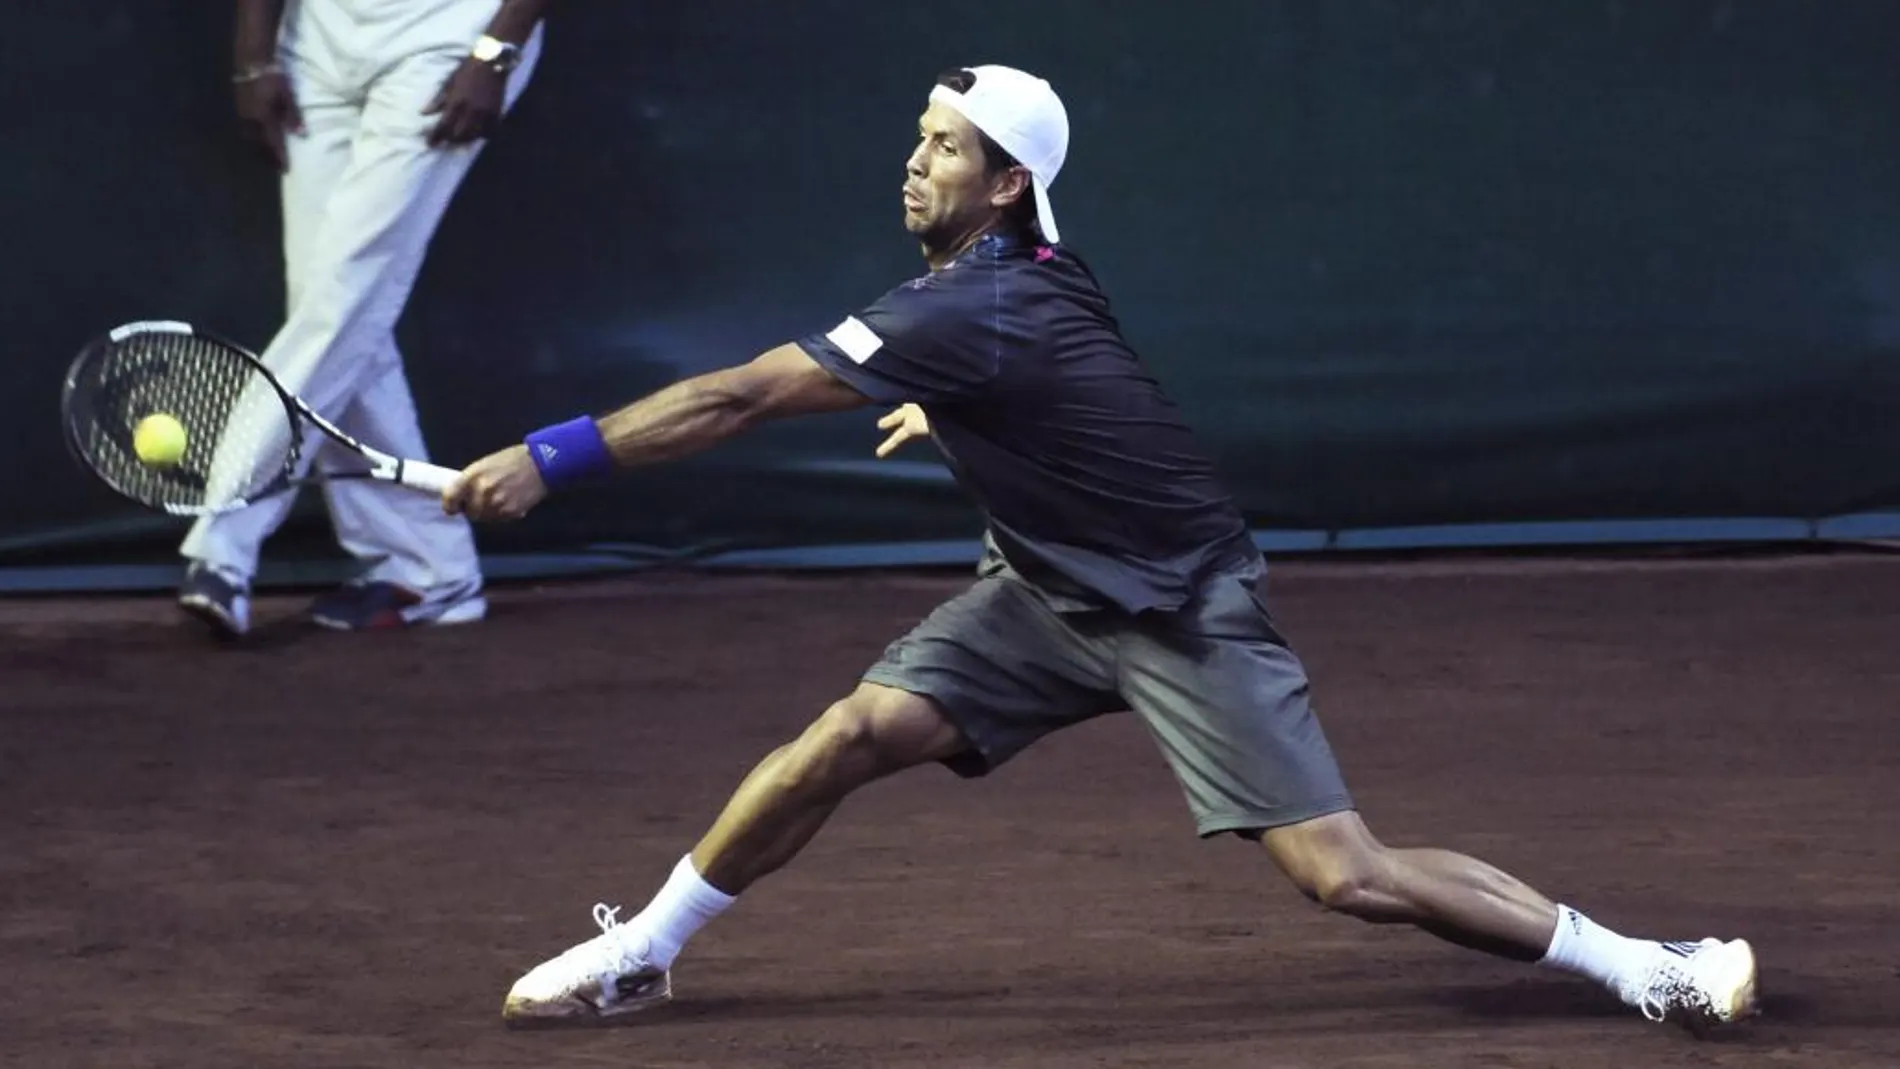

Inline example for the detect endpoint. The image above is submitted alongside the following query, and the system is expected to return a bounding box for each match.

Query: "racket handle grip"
[397,460,461,495]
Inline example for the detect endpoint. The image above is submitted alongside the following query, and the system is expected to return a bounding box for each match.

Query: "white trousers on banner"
[181,0,542,591]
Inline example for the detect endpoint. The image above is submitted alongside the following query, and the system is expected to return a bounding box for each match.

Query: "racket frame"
[61,319,460,517]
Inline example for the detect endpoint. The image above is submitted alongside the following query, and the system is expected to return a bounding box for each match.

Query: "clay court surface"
[3,550,1897,1068]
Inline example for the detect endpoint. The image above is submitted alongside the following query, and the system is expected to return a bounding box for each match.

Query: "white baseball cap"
[928,65,1070,243]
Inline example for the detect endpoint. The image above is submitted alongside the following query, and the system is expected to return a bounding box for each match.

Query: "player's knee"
[1302,859,1388,916]
[780,700,881,796]
[1276,827,1398,918]
[784,691,931,794]
[777,685,962,801]
[1267,817,1396,918]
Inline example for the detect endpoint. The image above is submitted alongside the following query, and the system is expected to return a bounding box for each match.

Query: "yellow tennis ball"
[133,413,188,467]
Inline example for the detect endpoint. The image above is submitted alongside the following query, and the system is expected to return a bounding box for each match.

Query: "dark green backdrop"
[4,1,1897,583]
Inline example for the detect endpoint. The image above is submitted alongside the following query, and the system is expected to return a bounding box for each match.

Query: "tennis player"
[443,64,1759,1036]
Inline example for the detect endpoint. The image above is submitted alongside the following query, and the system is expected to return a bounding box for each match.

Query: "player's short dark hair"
[934,68,1041,238]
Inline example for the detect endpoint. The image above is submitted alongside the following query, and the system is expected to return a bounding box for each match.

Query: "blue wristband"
[524,415,615,490]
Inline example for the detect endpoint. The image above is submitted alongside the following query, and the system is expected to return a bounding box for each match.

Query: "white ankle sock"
[1539,904,1659,998]
[629,856,736,969]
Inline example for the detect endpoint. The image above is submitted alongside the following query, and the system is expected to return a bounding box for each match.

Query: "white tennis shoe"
[1623,937,1760,1034]
[502,903,672,1027]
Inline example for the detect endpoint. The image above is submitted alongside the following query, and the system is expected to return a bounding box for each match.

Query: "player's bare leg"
[1262,811,1759,1032]
[500,684,965,1026]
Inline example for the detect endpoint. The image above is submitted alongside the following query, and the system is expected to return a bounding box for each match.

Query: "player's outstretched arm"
[595,344,868,466]
[443,343,868,521]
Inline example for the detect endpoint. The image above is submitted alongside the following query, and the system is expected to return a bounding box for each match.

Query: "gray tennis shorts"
[862,555,1354,838]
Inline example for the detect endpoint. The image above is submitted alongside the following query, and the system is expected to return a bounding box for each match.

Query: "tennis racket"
[60,319,460,517]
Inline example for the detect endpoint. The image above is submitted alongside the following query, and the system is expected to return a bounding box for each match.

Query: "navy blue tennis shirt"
[797,231,1258,615]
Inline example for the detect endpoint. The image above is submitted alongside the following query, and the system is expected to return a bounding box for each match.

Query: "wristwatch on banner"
[471,33,523,74]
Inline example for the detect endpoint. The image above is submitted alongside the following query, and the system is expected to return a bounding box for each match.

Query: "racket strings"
[68,333,297,514]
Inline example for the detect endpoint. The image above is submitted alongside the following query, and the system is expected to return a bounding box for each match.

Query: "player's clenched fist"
[442,444,548,521]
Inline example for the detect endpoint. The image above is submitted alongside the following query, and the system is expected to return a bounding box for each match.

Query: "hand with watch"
[422,33,526,148]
